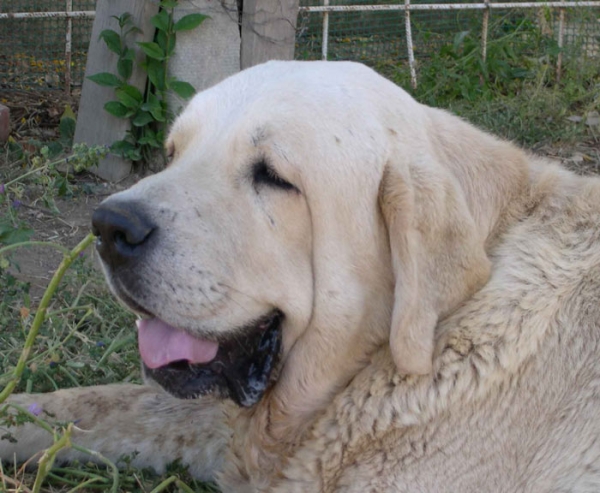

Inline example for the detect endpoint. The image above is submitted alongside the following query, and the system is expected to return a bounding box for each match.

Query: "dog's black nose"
[92,202,155,266]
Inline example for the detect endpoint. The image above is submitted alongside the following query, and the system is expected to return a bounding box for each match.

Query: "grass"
[0,248,139,396]
[0,149,217,492]
[377,14,600,148]
[299,10,600,147]
[1,11,599,490]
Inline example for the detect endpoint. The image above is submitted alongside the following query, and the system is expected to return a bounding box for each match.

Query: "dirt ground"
[0,88,144,298]
[10,190,111,298]
[7,176,147,300]
[1,87,599,301]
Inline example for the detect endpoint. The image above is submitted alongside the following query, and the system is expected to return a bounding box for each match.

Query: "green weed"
[378,13,599,146]
[0,147,216,491]
[89,2,207,165]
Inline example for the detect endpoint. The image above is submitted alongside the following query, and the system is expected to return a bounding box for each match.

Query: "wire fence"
[0,0,95,92]
[296,1,600,87]
[0,0,598,92]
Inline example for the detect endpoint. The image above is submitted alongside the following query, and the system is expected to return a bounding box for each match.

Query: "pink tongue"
[136,318,219,369]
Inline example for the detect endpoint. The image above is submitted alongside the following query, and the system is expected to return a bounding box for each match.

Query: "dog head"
[93,61,525,414]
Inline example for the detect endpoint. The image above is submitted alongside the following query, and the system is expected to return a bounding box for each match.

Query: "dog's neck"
[224,114,542,490]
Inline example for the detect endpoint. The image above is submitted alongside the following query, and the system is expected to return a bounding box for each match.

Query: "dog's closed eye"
[252,160,297,192]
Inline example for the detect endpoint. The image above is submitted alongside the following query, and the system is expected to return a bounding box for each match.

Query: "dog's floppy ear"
[379,155,491,375]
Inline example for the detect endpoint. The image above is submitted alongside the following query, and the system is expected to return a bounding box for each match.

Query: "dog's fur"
[2,61,600,492]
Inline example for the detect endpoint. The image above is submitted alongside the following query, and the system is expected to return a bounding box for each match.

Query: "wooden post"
[240,0,300,69]
[168,0,240,113]
[74,0,159,182]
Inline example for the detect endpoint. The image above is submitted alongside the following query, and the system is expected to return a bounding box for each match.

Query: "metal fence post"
[322,0,330,60]
[556,7,566,82]
[404,0,417,89]
[65,0,73,94]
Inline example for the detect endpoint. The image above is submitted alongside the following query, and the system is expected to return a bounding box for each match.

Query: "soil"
[0,88,146,299]
[10,189,107,297]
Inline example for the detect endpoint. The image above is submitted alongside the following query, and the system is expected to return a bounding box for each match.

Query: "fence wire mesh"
[0,0,598,93]
[296,1,599,65]
[0,0,95,92]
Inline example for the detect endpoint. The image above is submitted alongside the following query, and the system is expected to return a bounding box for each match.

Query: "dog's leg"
[0,384,229,481]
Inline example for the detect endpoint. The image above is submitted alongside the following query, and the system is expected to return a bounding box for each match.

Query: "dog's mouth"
[138,310,283,407]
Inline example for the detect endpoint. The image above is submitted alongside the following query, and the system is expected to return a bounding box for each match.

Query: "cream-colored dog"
[2,61,600,492]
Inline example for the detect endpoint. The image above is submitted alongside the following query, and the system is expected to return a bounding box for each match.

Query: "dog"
[2,61,600,492]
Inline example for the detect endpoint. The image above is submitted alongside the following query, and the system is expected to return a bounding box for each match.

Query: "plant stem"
[64,477,104,493]
[0,241,71,256]
[4,165,50,188]
[0,233,95,404]
[32,424,73,493]
[4,403,120,492]
[148,476,195,493]
[72,445,120,493]
[3,151,73,188]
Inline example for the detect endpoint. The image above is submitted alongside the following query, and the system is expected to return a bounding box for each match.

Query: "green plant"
[0,143,221,491]
[0,143,108,219]
[379,12,599,147]
[89,2,207,164]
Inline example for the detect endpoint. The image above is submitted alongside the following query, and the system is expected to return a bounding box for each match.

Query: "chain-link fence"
[0,0,598,92]
[0,0,95,92]
[296,1,600,84]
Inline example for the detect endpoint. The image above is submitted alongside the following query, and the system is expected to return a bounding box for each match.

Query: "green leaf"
[59,117,75,141]
[116,84,143,109]
[160,0,179,8]
[104,101,128,118]
[117,58,133,80]
[124,25,142,37]
[138,128,161,147]
[127,148,143,161]
[54,175,70,197]
[132,111,154,127]
[145,59,166,90]
[141,92,161,112]
[170,80,195,99]
[149,106,166,122]
[112,12,133,29]
[119,12,133,28]
[58,105,76,143]
[61,104,76,121]
[142,96,166,122]
[452,31,470,54]
[138,134,161,148]
[174,13,208,32]
[137,42,165,60]
[111,138,143,161]
[0,222,33,246]
[110,139,136,155]
[156,30,176,56]
[116,91,140,109]
[87,72,122,87]
[122,48,136,61]
[151,10,170,32]
[142,92,161,110]
[47,140,64,158]
[122,84,143,100]
[99,29,122,55]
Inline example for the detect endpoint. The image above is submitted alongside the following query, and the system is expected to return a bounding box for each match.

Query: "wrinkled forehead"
[166,61,390,159]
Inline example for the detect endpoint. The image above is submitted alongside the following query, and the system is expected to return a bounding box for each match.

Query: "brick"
[0,104,9,143]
